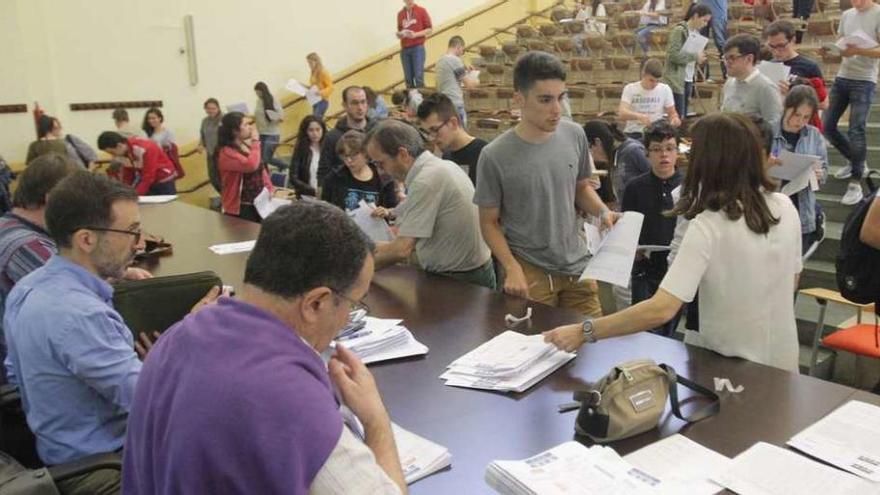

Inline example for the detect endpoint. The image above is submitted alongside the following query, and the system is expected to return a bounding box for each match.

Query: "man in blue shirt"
[3,172,214,495]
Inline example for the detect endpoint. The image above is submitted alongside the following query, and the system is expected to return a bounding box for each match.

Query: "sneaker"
[841,182,864,205]
[814,209,826,245]
[835,165,853,180]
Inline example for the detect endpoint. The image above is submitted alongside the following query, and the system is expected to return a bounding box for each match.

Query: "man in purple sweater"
[123,201,406,494]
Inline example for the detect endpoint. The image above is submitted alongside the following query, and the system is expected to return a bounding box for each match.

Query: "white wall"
[0,0,487,163]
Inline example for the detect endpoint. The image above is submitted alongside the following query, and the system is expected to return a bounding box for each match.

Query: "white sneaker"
[841,183,864,205]
[835,165,853,180]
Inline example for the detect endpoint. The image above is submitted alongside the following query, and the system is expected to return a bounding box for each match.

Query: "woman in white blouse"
[545,113,803,372]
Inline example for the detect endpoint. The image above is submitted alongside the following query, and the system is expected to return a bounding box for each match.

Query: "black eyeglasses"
[331,288,370,314]
[80,226,143,243]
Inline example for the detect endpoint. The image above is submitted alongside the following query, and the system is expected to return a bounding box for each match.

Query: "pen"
[336,330,372,342]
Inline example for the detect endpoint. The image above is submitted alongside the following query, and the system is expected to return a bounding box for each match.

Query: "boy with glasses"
[621,122,682,337]
[417,93,486,185]
[721,34,783,125]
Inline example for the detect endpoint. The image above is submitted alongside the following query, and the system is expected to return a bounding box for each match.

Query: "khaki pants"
[515,256,603,317]
[57,468,121,495]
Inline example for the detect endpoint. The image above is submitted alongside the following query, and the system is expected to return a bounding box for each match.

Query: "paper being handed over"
[580,212,644,287]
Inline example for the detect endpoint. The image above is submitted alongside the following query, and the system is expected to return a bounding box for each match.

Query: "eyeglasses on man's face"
[331,288,370,314]
[79,226,143,244]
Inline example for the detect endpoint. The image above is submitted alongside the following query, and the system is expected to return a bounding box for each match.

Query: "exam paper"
[756,61,791,86]
[681,31,709,55]
[770,149,819,196]
[713,442,874,495]
[393,423,452,485]
[788,400,880,483]
[208,240,256,255]
[286,78,322,105]
[350,200,394,242]
[837,30,879,50]
[625,434,730,495]
[138,195,177,204]
[580,212,645,287]
[254,187,292,219]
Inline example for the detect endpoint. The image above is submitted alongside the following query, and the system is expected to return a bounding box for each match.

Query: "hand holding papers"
[286,78,322,106]
[350,200,394,242]
[769,149,821,196]
[756,61,792,86]
[788,400,880,483]
[581,212,644,287]
[254,187,292,219]
[441,331,575,393]
[392,423,452,484]
[681,31,709,55]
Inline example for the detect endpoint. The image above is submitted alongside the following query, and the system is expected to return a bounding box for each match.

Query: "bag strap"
[866,170,880,195]
[660,363,720,423]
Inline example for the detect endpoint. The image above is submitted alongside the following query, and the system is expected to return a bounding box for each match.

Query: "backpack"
[836,171,880,304]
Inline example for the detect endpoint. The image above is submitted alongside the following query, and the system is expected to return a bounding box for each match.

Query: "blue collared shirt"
[4,255,141,465]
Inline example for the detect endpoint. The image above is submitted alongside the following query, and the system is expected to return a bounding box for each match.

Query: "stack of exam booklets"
[440,331,575,393]
[393,423,452,484]
[334,316,427,364]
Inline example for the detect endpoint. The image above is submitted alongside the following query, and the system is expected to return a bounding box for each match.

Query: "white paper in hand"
[771,149,819,196]
[254,187,292,219]
[350,200,393,242]
[580,212,644,287]
[681,31,709,55]
[836,30,879,50]
[285,78,309,95]
[756,61,791,85]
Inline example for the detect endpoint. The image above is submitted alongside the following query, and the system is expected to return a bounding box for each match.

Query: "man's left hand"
[123,267,153,281]
[135,331,161,360]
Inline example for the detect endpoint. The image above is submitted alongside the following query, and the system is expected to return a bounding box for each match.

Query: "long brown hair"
[669,113,780,234]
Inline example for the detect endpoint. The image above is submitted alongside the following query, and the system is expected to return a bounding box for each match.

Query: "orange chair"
[800,287,878,376]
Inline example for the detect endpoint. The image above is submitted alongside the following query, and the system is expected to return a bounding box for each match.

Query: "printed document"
[713,442,875,495]
[681,31,710,55]
[788,400,880,483]
[756,61,791,86]
[769,149,819,196]
[350,200,394,242]
[625,434,730,495]
[208,240,256,255]
[580,212,644,287]
[254,187,292,219]
[393,423,452,484]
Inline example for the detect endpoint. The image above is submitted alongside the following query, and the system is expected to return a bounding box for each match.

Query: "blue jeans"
[401,45,426,88]
[673,81,693,118]
[699,2,727,79]
[259,134,288,171]
[823,77,876,180]
[636,25,659,54]
[312,100,329,119]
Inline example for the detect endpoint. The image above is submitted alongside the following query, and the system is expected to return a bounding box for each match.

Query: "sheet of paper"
[625,434,730,495]
[254,187,292,219]
[350,200,393,242]
[393,423,452,485]
[306,88,322,106]
[138,195,177,204]
[681,31,709,55]
[208,240,256,255]
[285,78,309,95]
[225,102,249,114]
[788,400,880,483]
[756,61,791,86]
[713,442,874,495]
[265,109,283,122]
[580,211,644,287]
[836,30,879,50]
[771,149,819,196]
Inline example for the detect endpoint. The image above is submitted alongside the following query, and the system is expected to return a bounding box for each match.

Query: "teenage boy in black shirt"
[622,122,682,337]
[417,93,486,185]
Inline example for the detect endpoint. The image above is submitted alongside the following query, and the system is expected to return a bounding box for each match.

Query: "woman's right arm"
[217,142,262,173]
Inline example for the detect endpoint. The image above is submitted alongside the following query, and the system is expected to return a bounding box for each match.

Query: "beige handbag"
[561,359,720,443]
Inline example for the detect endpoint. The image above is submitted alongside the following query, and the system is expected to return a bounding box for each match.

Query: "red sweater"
[122,137,177,195]
[217,141,273,216]
[397,5,432,48]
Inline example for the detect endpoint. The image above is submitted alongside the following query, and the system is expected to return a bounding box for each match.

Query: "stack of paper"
[440,331,575,393]
[823,30,879,55]
[713,442,875,494]
[335,316,427,364]
[486,441,659,494]
[788,400,880,483]
[756,61,792,85]
[392,423,452,484]
[770,149,821,196]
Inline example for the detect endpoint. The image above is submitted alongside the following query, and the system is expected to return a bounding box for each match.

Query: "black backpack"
[836,171,880,304]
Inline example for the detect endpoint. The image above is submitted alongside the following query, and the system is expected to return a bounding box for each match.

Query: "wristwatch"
[581,318,598,344]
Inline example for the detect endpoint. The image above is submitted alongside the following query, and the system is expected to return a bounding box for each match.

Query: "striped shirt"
[0,212,55,384]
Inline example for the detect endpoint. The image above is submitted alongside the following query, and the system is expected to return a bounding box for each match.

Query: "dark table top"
[140,201,867,494]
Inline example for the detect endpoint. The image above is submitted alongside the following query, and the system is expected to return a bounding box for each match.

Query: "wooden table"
[139,201,872,493]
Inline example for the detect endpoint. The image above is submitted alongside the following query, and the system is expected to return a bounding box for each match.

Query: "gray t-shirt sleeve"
[473,147,502,207]
[398,178,441,239]
[451,57,466,81]
[575,125,592,181]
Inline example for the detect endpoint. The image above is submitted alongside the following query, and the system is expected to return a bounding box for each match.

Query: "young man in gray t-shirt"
[823,0,880,206]
[474,51,619,317]
[435,36,477,128]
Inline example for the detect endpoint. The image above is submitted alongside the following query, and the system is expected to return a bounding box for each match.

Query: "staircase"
[794,102,880,379]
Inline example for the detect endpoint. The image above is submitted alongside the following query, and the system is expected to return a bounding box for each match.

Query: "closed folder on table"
[113,271,222,338]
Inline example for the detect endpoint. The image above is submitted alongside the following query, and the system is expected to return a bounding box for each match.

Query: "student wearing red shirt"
[215,112,273,223]
[97,132,178,195]
[397,0,433,88]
